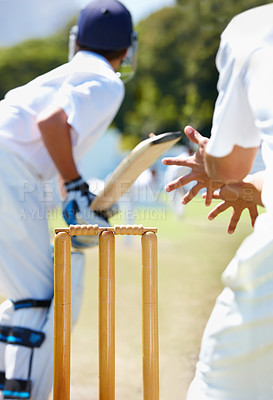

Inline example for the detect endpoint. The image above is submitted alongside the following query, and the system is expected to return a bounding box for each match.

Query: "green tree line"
[0,0,271,146]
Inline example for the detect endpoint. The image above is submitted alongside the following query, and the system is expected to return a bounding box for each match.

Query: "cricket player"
[0,1,137,399]
[163,4,273,399]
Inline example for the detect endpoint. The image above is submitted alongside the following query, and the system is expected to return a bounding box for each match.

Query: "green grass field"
[49,199,254,399]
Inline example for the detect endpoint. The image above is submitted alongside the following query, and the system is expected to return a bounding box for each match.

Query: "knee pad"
[0,250,85,400]
[0,298,51,399]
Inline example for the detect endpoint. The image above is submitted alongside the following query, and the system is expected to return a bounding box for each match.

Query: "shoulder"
[221,4,273,52]
[217,4,273,78]
[68,51,125,99]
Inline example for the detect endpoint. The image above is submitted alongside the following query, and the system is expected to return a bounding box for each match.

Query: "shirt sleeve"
[206,44,261,157]
[53,78,124,142]
[243,47,273,144]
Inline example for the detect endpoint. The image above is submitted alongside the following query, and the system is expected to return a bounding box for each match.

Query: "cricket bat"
[91,131,182,212]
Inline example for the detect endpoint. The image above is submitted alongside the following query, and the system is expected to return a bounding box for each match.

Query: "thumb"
[184,126,203,145]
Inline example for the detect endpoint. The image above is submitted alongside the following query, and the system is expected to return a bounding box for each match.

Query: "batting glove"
[62,177,110,249]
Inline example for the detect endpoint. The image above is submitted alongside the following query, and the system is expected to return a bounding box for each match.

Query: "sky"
[0,0,175,46]
[76,0,176,23]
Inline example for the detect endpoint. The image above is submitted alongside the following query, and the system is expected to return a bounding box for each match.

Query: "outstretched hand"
[162,126,222,206]
[204,185,259,234]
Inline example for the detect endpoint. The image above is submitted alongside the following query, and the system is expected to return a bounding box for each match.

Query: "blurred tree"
[115,4,218,145]
[0,2,272,147]
[116,0,272,146]
[0,21,73,100]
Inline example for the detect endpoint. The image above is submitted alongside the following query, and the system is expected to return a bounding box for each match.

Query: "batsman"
[0,1,138,399]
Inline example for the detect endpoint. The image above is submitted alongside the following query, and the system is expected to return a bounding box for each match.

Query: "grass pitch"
[49,199,254,399]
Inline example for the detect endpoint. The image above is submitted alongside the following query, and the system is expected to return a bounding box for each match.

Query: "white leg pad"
[0,251,85,400]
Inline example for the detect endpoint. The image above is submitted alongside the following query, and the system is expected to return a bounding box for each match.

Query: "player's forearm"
[37,107,80,181]
[204,146,258,183]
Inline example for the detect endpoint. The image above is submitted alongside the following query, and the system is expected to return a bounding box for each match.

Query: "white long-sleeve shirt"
[206,3,273,213]
[0,51,124,179]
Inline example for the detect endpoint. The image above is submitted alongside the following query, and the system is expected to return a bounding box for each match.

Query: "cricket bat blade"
[91,131,182,212]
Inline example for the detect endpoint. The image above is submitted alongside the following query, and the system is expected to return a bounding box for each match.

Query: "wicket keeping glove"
[62,177,110,249]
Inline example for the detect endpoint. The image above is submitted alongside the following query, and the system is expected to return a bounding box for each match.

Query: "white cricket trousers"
[187,213,273,400]
[0,144,85,400]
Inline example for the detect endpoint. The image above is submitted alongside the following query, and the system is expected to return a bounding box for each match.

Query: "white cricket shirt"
[0,51,125,179]
[206,4,273,213]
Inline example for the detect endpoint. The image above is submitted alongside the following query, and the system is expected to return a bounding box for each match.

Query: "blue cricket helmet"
[77,0,133,50]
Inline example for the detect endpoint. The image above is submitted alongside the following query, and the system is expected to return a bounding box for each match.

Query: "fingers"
[207,201,229,221]
[208,201,242,234]
[205,190,212,207]
[204,180,214,207]
[164,176,184,192]
[184,125,204,145]
[207,201,240,234]
[165,172,196,192]
[227,208,243,234]
[249,205,258,227]
[182,183,203,204]
[162,156,193,167]
[201,182,216,207]
[202,191,221,200]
